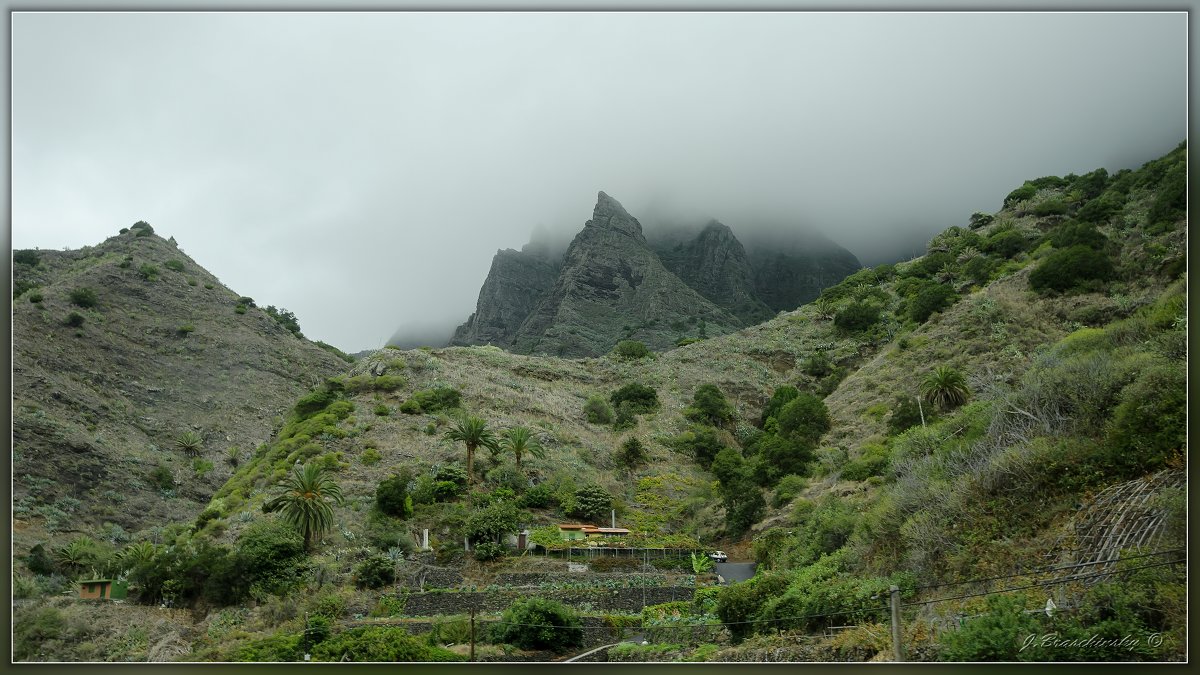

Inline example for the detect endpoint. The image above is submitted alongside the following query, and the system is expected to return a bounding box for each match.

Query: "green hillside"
[11,142,1186,662]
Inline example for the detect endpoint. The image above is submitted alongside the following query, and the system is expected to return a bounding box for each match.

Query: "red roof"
[558,524,598,530]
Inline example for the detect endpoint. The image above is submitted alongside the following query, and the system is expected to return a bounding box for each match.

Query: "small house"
[586,527,630,539]
[557,524,598,541]
[78,579,128,601]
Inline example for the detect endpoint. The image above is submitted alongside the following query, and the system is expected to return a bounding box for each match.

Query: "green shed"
[78,579,128,601]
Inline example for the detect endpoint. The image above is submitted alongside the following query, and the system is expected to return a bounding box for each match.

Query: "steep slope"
[449,242,561,347]
[11,226,350,552]
[743,232,863,312]
[508,192,742,356]
[654,220,775,325]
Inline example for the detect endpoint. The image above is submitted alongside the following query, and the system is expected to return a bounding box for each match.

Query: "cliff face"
[509,192,741,357]
[655,220,775,326]
[450,245,561,347]
[449,191,862,357]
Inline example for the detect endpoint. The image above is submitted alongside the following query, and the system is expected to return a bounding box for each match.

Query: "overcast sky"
[12,11,1186,352]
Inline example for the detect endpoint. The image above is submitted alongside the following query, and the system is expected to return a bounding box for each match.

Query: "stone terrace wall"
[401,586,694,616]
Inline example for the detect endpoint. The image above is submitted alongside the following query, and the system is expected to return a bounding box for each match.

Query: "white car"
[708,550,727,563]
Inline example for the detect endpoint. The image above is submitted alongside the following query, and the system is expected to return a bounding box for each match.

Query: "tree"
[55,537,99,575]
[568,484,613,522]
[375,472,414,518]
[776,394,831,445]
[920,366,971,411]
[614,437,649,471]
[833,301,881,333]
[610,383,660,414]
[262,463,344,550]
[612,340,650,360]
[464,501,523,545]
[760,385,800,426]
[444,416,499,489]
[499,426,546,472]
[686,384,734,426]
[492,597,583,653]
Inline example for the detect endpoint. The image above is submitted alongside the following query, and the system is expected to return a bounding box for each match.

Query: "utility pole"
[469,608,476,662]
[916,397,926,428]
[889,585,904,662]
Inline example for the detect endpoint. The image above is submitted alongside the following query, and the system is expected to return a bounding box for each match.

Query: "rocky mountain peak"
[588,191,645,242]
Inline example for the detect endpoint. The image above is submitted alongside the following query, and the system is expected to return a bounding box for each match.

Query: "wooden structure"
[78,578,128,600]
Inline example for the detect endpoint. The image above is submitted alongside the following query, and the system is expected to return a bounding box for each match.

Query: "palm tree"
[444,416,499,489]
[499,426,546,472]
[263,462,344,550]
[56,537,98,575]
[920,366,971,411]
[119,541,158,569]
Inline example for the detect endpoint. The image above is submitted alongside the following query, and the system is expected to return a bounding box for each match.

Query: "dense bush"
[64,312,85,328]
[1028,245,1114,294]
[473,541,506,562]
[354,554,396,589]
[760,386,800,427]
[567,484,613,522]
[68,287,98,308]
[138,264,159,280]
[802,352,833,377]
[131,220,154,234]
[771,474,807,508]
[1048,222,1107,250]
[235,519,307,597]
[671,425,727,470]
[164,259,185,272]
[614,436,649,471]
[518,482,557,509]
[492,597,583,653]
[776,394,831,446]
[886,395,925,435]
[1102,362,1185,476]
[752,434,815,482]
[375,472,414,519]
[716,572,793,642]
[293,388,338,420]
[1003,182,1038,206]
[583,395,614,424]
[833,301,881,333]
[839,445,889,481]
[684,384,734,426]
[13,249,40,266]
[265,306,302,337]
[982,229,1029,258]
[612,340,650,360]
[399,387,462,414]
[907,282,957,323]
[464,501,523,544]
[610,383,659,414]
[312,627,464,662]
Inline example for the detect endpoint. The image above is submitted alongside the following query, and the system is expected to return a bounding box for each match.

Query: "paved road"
[714,562,756,584]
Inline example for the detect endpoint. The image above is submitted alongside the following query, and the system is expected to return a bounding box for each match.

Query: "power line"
[903,557,1185,609]
[909,547,1185,592]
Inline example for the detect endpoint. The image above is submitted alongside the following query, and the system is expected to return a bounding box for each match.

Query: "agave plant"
[175,430,204,457]
[920,365,971,411]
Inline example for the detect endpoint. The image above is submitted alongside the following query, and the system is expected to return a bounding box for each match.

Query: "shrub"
[177,324,195,337]
[833,301,880,333]
[1102,362,1185,476]
[1003,182,1038,206]
[138,264,159,280]
[164,259,185,272]
[614,437,649,471]
[610,383,659,414]
[130,220,153,233]
[27,291,43,304]
[671,425,727,470]
[753,434,815,482]
[64,312,85,328]
[13,249,40,266]
[968,212,994,229]
[771,474,807,508]
[236,519,307,597]
[613,340,650,360]
[234,304,247,314]
[1029,245,1114,294]
[492,597,583,653]
[839,445,889,481]
[1031,198,1068,216]
[939,594,1045,661]
[613,401,638,431]
[684,384,734,426]
[400,387,462,414]
[354,554,396,589]
[375,472,414,519]
[237,296,256,307]
[982,229,1029,258]
[148,464,175,491]
[373,404,390,417]
[69,287,98,308]
[583,395,614,424]
[518,482,557,509]
[802,352,833,377]
[776,394,831,445]
[887,395,925,435]
[264,306,302,337]
[311,627,463,662]
[473,541,506,562]
[1049,222,1107,250]
[908,283,957,323]
[760,385,800,426]
[567,484,613,522]
[204,282,215,290]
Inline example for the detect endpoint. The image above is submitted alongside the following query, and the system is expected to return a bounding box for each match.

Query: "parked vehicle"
[708,550,727,563]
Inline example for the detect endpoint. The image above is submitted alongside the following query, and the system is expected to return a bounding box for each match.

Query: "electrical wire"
[909,547,1185,592]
